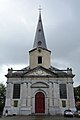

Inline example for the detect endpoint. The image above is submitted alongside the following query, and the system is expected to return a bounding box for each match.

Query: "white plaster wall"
[29,48,51,69]
[4,76,75,115]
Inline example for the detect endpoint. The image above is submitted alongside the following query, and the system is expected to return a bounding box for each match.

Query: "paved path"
[0,115,79,120]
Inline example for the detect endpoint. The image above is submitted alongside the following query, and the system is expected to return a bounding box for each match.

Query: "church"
[4,11,75,115]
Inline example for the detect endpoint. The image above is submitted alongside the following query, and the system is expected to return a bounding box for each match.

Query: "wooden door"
[35,92,45,113]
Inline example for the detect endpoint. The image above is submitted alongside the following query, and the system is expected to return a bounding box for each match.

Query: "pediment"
[28,69,51,76]
[24,67,55,77]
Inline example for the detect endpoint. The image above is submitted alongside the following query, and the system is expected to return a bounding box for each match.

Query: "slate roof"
[5,65,75,78]
[33,12,47,49]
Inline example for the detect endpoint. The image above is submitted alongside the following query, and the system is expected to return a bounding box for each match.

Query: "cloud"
[0,0,80,86]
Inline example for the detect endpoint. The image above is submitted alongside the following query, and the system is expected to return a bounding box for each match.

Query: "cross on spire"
[33,7,47,49]
[38,5,42,14]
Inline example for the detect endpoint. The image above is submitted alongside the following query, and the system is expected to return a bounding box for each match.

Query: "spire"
[33,9,47,49]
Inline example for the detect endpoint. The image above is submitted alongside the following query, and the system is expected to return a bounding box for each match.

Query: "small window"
[38,56,42,64]
[14,100,18,107]
[38,29,41,32]
[62,100,66,107]
[39,19,41,22]
[38,49,41,53]
[38,41,42,46]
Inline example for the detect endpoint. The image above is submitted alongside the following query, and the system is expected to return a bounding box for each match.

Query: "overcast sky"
[0,0,80,86]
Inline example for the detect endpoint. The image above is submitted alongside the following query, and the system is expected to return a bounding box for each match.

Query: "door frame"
[32,89,48,114]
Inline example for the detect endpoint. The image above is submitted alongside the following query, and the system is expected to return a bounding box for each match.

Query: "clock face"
[38,49,41,53]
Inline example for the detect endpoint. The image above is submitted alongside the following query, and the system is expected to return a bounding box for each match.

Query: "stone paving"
[0,115,80,120]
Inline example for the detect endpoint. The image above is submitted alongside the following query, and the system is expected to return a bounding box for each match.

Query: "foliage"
[74,85,80,101]
[0,83,6,112]
[74,85,80,110]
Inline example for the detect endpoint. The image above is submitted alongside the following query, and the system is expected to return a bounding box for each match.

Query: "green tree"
[0,83,6,112]
[74,85,80,101]
[74,85,80,110]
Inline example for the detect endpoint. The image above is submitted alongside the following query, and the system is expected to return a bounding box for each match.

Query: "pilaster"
[67,80,75,111]
[5,82,13,107]
[53,81,60,114]
[4,82,13,115]
[53,81,59,107]
[21,82,27,107]
[49,81,53,107]
[27,82,31,107]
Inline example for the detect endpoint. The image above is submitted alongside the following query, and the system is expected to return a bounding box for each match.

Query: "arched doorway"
[35,92,45,113]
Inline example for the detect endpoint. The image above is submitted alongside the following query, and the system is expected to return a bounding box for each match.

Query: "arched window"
[59,84,67,99]
[13,84,20,99]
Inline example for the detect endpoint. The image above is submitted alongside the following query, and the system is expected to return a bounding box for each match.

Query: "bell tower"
[29,11,51,69]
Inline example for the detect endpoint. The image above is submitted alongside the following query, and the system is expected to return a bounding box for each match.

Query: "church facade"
[4,12,75,115]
